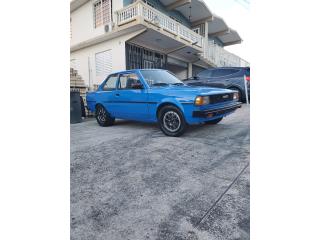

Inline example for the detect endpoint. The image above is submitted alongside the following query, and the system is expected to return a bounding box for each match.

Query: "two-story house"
[70,0,249,89]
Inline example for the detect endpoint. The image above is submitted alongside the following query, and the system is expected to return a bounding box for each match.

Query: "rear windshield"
[212,69,239,77]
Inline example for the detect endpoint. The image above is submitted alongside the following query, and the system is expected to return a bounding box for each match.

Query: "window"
[212,69,239,77]
[94,0,112,28]
[118,73,142,89]
[102,75,118,90]
[193,27,200,34]
[197,70,212,78]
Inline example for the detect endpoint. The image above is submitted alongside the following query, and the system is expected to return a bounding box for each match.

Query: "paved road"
[71,105,250,240]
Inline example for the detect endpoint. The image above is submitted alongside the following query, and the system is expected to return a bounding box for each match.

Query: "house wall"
[70,31,142,88]
[71,0,124,47]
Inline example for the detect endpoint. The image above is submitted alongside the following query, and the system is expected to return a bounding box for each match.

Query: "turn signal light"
[195,96,209,106]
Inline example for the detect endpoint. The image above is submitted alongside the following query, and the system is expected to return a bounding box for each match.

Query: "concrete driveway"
[71,105,250,240]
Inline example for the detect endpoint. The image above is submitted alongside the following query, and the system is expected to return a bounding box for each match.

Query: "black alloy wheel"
[158,105,187,137]
[95,105,115,127]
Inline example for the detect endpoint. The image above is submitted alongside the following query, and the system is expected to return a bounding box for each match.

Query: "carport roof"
[208,14,229,36]
[217,28,242,46]
[159,1,242,46]
[160,0,213,23]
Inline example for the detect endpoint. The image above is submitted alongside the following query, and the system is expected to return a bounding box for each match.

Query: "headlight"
[195,96,210,106]
[233,92,239,101]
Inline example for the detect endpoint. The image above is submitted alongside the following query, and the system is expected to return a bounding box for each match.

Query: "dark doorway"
[126,43,166,70]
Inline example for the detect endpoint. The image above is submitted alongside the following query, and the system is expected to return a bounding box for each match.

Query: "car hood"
[149,85,233,95]
[148,85,234,102]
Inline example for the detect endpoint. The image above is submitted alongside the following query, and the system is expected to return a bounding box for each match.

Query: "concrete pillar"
[188,62,193,78]
[204,21,209,58]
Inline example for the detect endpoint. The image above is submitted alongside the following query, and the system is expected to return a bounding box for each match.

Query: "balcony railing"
[203,40,248,67]
[116,1,203,48]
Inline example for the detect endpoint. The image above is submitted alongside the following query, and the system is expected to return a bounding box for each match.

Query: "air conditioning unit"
[104,22,114,33]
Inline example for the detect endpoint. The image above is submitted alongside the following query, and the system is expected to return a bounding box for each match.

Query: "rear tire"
[95,105,115,127]
[205,117,223,125]
[158,105,187,137]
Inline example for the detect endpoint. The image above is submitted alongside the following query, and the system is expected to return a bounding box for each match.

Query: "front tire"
[95,105,115,127]
[158,105,187,137]
[205,117,223,125]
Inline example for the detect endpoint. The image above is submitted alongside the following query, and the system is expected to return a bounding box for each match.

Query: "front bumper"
[192,102,242,118]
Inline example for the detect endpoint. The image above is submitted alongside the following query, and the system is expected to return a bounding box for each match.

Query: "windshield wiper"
[152,83,169,86]
[171,83,185,86]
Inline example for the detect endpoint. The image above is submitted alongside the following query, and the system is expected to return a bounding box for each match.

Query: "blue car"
[86,69,241,137]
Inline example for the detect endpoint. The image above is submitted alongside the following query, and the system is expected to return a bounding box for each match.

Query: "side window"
[212,69,239,77]
[102,75,118,91]
[197,70,212,78]
[118,73,142,89]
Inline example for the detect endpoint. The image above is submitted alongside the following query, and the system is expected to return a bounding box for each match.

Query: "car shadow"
[113,119,212,137]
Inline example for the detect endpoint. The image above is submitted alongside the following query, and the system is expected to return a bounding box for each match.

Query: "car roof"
[109,69,167,75]
[205,67,250,70]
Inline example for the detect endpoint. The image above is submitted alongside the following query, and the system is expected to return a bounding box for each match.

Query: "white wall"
[70,31,141,88]
[70,0,124,47]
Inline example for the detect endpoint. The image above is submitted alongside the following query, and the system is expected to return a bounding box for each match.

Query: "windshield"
[140,70,184,87]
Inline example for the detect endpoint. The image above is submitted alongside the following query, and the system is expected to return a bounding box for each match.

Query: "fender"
[226,83,245,94]
[155,98,186,119]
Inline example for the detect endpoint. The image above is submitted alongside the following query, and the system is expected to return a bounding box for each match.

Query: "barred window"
[94,0,112,28]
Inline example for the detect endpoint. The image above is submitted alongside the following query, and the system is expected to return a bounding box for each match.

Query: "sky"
[204,0,250,62]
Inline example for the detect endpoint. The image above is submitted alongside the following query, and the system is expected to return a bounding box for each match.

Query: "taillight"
[245,75,250,81]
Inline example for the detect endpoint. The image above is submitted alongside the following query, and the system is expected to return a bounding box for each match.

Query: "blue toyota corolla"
[86,69,241,137]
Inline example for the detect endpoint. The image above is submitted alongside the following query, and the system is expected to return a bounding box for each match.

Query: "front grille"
[209,93,233,104]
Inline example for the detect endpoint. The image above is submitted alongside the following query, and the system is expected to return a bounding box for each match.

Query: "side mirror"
[131,82,144,89]
[193,76,199,80]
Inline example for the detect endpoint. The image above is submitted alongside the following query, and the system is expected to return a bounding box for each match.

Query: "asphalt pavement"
[71,105,250,240]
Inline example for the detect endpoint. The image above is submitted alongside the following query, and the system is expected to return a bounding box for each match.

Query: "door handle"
[115,93,120,96]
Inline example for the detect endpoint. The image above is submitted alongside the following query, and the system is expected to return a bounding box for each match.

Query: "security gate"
[126,43,166,69]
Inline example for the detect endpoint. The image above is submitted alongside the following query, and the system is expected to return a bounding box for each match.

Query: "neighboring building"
[70,0,249,88]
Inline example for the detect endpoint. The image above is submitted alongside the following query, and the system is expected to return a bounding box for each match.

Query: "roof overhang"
[160,0,213,23]
[207,14,229,37]
[164,0,191,11]
[217,28,242,46]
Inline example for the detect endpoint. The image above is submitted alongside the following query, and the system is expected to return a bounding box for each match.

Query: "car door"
[95,74,118,116]
[113,72,149,121]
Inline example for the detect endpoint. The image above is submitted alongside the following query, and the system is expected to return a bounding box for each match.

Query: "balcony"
[116,0,203,49]
[203,40,249,67]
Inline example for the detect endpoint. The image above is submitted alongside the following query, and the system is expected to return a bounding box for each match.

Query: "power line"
[235,0,250,6]
[234,0,250,10]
